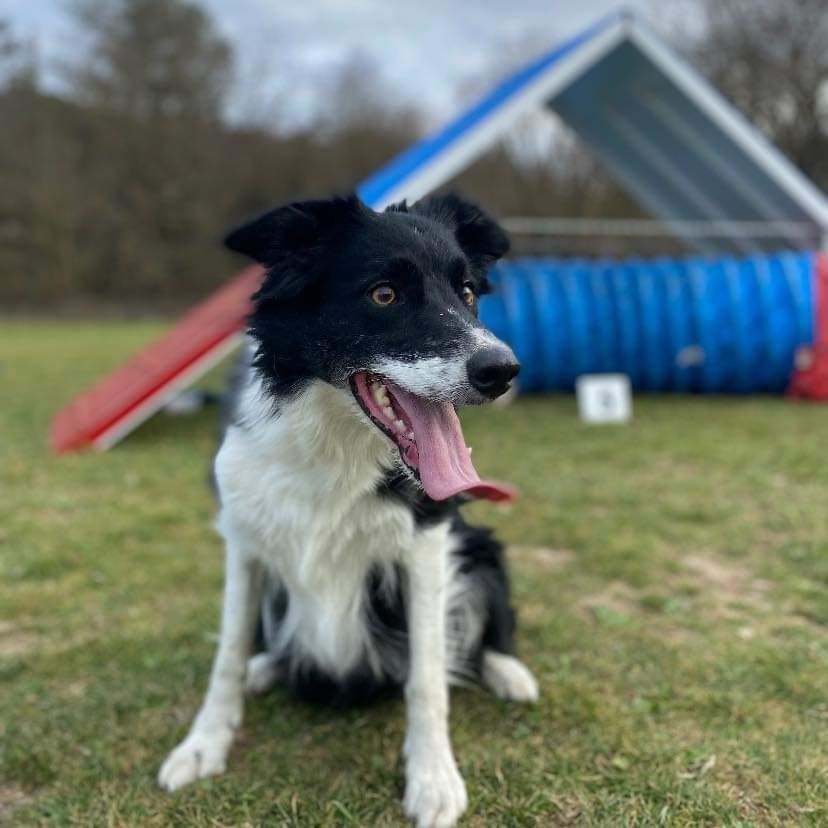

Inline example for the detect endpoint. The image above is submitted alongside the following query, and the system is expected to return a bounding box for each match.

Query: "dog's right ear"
[410,193,509,274]
[225,195,364,302]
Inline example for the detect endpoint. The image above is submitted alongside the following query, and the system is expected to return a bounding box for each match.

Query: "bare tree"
[65,0,233,122]
[308,52,423,191]
[0,19,37,91]
[691,0,828,188]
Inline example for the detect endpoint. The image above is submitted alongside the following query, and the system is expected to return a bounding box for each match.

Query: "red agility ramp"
[50,266,262,454]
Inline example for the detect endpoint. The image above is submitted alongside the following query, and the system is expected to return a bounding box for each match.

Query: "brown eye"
[371,284,396,306]
[462,283,476,307]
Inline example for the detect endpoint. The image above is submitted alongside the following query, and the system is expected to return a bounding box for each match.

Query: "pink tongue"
[387,383,517,503]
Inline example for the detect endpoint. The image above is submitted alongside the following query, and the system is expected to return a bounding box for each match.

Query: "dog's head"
[226,193,518,501]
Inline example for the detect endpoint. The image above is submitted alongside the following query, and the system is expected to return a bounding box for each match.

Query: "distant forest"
[1,0,826,311]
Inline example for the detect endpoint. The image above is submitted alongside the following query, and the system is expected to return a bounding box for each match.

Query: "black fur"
[225,193,509,403]
[376,468,460,528]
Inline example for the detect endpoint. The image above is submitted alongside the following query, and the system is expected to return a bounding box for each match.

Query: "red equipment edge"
[50,266,262,454]
[788,251,828,401]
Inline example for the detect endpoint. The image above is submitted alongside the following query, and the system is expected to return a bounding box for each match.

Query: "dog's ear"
[412,193,510,271]
[225,195,364,301]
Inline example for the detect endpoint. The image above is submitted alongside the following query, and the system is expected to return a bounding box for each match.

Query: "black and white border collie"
[158,193,538,827]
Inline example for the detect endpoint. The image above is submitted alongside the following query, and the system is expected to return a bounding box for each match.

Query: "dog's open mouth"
[350,372,516,503]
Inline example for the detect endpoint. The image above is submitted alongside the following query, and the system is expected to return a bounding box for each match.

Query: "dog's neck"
[237,372,396,488]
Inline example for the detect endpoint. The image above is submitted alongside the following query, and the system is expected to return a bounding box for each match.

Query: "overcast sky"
[0,0,698,126]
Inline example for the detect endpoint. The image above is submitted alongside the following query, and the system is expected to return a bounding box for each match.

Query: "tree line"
[1,0,825,311]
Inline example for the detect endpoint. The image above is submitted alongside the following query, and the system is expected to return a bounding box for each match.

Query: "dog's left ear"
[412,193,510,271]
[224,195,363,266]
[224,195,365,302]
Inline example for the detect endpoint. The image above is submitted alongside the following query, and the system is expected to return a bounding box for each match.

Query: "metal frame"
[502,217,818,242]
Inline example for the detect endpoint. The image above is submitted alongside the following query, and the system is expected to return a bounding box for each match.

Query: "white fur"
[403,523,468,827]
[373,354,472,402]
[158,374,533,826]
[482,650,539,702]
[372,336,516,405]
[216,379,413,680]
[244,652,282,695]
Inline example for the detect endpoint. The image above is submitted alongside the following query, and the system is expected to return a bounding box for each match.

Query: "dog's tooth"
[406,431,415,440]
[467,446,473,455]
[383,405,394,418]
[394,419,406,432]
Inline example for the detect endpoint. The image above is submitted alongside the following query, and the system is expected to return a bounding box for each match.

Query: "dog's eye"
[461,282,476,307]
[370,284,397,306]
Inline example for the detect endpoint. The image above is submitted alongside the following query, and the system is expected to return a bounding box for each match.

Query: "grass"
[1,319,827,827]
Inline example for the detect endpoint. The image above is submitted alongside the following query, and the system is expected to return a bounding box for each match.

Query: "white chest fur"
[214,380,423,677]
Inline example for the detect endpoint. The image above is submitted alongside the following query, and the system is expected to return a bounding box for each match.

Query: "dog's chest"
[215,392,417,674]
[216,385,426,675]
[257,466,412,573]
[219,429,414,572]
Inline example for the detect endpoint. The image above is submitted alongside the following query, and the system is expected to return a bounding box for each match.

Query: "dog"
[158,193,538,827]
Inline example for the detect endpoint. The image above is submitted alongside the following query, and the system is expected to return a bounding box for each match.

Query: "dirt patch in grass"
[681,553,825,638]
[682,554,772,611]
[0,620,103,662]
[717,780,776,823]
[511,545,575,570]
[579,581,639,622]
[0,621,38,657]
[0,783,33,822]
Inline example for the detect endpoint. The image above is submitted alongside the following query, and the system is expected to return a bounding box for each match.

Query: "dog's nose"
[467,348,520,398]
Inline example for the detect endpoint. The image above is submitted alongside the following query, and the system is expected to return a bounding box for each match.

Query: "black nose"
[467,348,520,398]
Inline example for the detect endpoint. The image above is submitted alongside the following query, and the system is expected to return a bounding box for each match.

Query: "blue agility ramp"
[480,251,816,394]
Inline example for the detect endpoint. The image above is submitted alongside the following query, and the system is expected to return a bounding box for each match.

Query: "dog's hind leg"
[244,652,283,695]
[481,649,538,702]
[244,574,288,696]
[451,521,539,703]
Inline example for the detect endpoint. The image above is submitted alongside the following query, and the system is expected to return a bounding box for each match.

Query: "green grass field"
[2,320,827,826]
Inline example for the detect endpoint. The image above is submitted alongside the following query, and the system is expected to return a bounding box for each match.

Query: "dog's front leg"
[403,526,467,828]
[158,537,262,792]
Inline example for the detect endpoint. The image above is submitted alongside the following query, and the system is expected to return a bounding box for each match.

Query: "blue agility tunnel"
[480,251,816,394]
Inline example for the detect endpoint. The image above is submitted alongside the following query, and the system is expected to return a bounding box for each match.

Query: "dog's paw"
[244,652,282,696]
[403,750,468,828]
[482,651,539,703]
[158,727,234,792]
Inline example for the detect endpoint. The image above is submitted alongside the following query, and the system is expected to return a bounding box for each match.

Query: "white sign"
[576,374,632,424]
